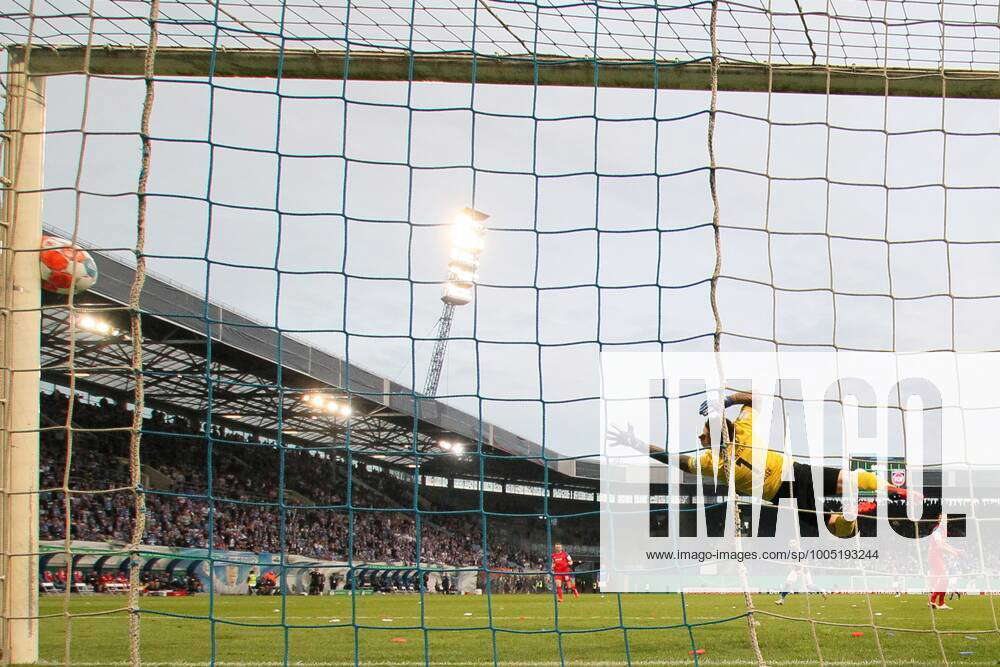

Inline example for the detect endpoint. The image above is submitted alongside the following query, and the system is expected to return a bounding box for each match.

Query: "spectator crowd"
[38,390,563,573]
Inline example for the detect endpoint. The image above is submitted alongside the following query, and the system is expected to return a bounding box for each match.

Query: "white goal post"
[1,53,44,665]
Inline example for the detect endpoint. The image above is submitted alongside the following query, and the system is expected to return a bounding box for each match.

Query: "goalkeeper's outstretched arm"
[646,441,698,470]
[605,424,696,469]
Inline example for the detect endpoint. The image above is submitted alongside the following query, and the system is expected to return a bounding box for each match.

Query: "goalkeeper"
[611,391,909,538]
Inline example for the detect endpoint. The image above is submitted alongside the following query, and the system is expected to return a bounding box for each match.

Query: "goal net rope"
[2,0,999,664]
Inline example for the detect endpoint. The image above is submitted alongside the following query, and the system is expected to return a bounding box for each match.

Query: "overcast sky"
[36,70,1000,463]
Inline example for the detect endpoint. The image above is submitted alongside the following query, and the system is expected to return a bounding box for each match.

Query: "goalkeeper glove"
[698,395,736,416]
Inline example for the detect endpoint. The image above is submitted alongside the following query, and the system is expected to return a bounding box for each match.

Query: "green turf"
[34,593,998,665]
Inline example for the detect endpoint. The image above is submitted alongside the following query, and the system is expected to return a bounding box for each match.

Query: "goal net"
[2,0,999,663]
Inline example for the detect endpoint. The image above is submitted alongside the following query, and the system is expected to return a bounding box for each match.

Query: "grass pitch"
[36,592,997,665]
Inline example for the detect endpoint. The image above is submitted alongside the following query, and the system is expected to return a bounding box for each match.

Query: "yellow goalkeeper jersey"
[680,405,786,502]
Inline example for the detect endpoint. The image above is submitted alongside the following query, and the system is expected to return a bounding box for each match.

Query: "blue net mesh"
[5,0,1000,664]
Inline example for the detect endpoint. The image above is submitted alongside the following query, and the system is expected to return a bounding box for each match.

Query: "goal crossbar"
[10,46,1000,99]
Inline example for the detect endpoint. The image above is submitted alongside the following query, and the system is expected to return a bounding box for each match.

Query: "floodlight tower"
[422,207,488,397]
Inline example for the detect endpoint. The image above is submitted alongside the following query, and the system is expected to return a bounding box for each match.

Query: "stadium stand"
[39,389,586,573]
[33,236,606,595]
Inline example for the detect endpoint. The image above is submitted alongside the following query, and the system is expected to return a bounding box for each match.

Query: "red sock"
[573,588,579,598]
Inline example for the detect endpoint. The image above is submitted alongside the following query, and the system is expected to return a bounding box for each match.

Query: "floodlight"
[457,207,490,224]
[442,282,474,306]
[339,404,353,417]
[425,207,490,395]
[78,314,114,336]
[439,440,452,450]
[448,264,478,283]
[450,208,488,254]
[452,226,485,253]
[450,248,479,268]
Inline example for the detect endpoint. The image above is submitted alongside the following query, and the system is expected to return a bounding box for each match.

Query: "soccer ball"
[39,235,98,295]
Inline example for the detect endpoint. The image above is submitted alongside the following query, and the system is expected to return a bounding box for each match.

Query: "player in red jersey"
[551,543,579,602]
[928,516,960,610]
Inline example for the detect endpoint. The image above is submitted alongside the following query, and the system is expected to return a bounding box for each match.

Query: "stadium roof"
[39,232,591,486]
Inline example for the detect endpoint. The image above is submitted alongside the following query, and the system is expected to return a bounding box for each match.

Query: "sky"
[36,68,1000,463]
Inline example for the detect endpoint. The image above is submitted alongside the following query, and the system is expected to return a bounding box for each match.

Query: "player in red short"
[551,543,579,602]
